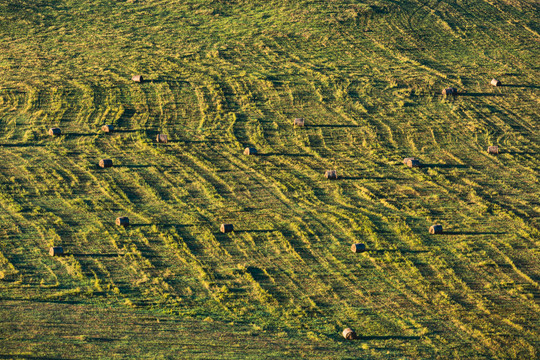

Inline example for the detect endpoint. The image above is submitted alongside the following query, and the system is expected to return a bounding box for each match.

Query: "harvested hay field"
[0,0,538,358]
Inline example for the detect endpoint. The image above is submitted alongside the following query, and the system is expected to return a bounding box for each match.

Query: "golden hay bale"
[351,243,366,253]
[49,128,61,136]
[99,159,113,168]
[403,157,416,165]
[490,79,501,86]
[294,118,305,127]
[342,328,358,340]
[220,224,234,233]
[487,146,499,155]
[49,246,64,256]
[407,159,421,168]
[325,170,338,179]
[244,147,257,155]
[116,217,129,227]
[442,87,457,96]
[156,134,168,143]
[132,75,143,83]
[429,224,443,234]
[101,125,114,133]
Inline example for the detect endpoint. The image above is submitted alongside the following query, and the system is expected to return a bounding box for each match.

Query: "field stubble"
[0,0,539,358]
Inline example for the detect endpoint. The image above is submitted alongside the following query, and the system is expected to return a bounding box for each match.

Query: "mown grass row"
[1,0,538,358]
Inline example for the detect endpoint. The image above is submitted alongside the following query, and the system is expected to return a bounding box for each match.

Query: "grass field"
[0,0,539,358]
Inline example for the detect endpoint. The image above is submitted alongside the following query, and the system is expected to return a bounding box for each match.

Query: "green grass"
[0,0,539,358]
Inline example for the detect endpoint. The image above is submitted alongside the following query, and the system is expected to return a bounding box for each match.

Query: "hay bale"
[351,243,366,253]
[487,146,499,155]
[342,328,358,340]
[156,134,168,143]
[116,216,129,227]
[294,118,305,127]
[429,224,443,234]
[220,223,234,233]
[325,170,338,180]
[132,75,143,83]
[49,246,64,256]
[49,128,61,136]
[244,147,257,155]
[403,157,416,165]
[101,125,114,133]
[407,159,421,168]
[490,79,501,87]
[442,87,457,96]
[99,159,113,168]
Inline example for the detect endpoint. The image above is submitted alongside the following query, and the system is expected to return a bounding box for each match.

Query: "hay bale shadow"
[458,93,505,97]
[73,253,121,258]
[443,231,507,235]
[422,164,468,169]
[128,223,192,228]
[182,140,231,144]
[340,175,407,181]
[504,151,537,155]
[500,84,540,89]
[309,124,360,128]
[117,165,153,169]
[257,153,313,157]
[114,129,141,133]
[0,143,44,147]
[359,335,422,341]
[368,249,429,254]
[66,132,97,138]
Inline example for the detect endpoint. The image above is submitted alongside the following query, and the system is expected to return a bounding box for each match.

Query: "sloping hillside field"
[0,0,539,358]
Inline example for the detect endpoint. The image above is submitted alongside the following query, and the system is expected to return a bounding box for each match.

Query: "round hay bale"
[244,147,257,155]
[429,224,443,234]
[116,216,129,227]
[487,146,499,155]
[403,157,416,165]
[342,328,358,340]
[220,223,234,233]
[49,128,61,136]
[132,75,143,83]
[99,159,113,168]
[156,134,168,143]
[49,246,64,256]
[442,87,457,96]
[407,159,421,168]
[325,170,338,180]
[294,118,305,127]
[490,79,501,87]
[101,125,114,133]
[351,243,366,253]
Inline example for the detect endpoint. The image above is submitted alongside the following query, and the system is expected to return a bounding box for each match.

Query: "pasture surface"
[0,0,539,358]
